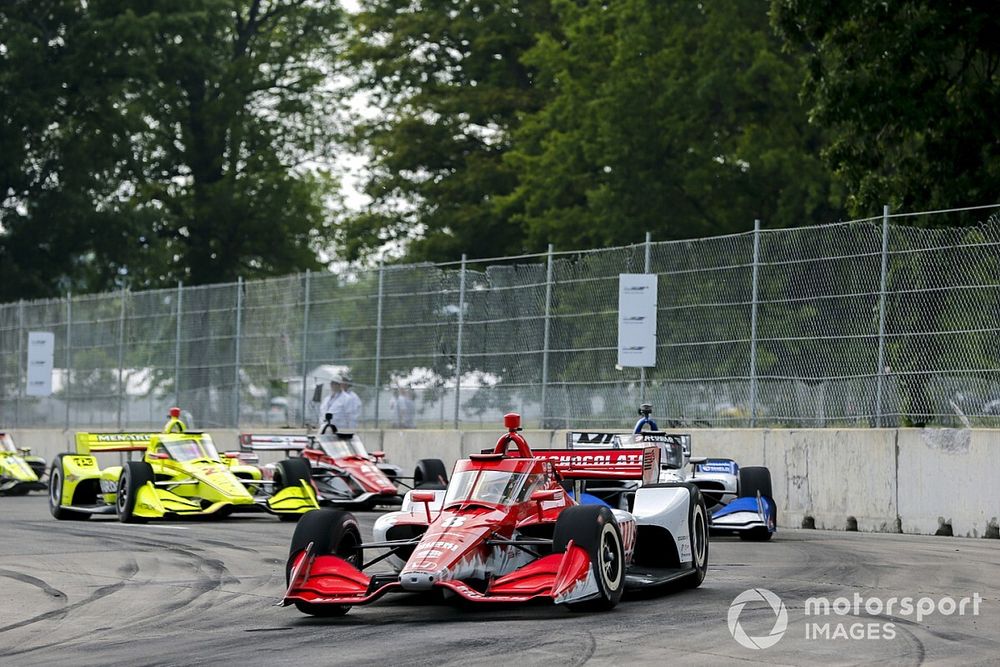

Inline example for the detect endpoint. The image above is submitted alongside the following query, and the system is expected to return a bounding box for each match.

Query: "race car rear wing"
[74,432,161,454]
[566,431,692,458]
[531,447,660,484]
[238,433,312,454]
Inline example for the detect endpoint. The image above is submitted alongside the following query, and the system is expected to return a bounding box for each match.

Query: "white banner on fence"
[26,331,55,397]
[618,274,657,367]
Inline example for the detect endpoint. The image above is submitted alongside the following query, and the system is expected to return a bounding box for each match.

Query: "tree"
[0,0,344,300]
[335,0,558,263]
[502,0,843,251]
[0,0,146,299]
[773,1,1000,424]
[772,0,1000,217]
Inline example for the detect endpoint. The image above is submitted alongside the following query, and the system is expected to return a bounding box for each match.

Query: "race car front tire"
[413,458,448,489]
[117,461,154,524]
[286,509,362,617]
[553,505,625,612]
[738,466,772,499]
[274,458,313,522]
[49,455,89,521]
[738,466,775,541]
[681,488,709,588]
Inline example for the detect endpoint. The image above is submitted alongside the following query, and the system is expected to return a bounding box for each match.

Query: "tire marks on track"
[0,569,65,600]
[0,557,139,640]
[5,506,999,666]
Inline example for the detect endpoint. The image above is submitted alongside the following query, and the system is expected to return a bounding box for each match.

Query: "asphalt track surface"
[1,495,997,666]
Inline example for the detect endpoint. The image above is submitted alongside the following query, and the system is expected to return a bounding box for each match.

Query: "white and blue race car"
[567,405,776,541]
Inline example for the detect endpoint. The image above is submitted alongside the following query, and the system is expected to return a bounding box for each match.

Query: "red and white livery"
[280,413,709,615]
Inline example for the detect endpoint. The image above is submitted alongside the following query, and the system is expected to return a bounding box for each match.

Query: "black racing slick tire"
[738,466,773,499]
[286,509,362,617]
[27,459,48,482]
[117,461,154,524]
[48,455,89,521]
[682,488,710,588]
[738,466,775,542]
[553,505,625,612]
[274,458,313,522]
[413,458,448,489]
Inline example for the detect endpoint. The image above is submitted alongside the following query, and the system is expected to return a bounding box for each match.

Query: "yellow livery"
[0,433,47,495]
[49,431,318,523]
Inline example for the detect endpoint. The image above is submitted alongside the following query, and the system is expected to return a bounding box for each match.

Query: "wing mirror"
[530,488,563,519]
[18,447,31,455]
[370,450,386,461]
[411,490,437,522]
[152,452,170,460]
[530,489,562,502]
[223,452,240,459]
[688,456,708,478]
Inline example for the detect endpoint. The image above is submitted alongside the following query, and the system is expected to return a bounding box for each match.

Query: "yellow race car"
[48,431,319,523]
[0,433,47,495]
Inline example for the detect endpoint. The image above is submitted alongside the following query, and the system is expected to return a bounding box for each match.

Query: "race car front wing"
[709,494,776,535]
[280,539,599,608]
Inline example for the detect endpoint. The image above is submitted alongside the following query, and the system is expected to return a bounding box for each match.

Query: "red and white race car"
[239,432,447,510]
[280,413,709,616]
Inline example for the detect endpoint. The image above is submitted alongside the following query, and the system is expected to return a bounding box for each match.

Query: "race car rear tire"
[286,509,362,617]
[553,505,625,612]
[274,458,313,522]
[681,488,710,588]
[117,461,154,524]
[738,466,775,541]
[49,456,89,521]
[414,458,448,489]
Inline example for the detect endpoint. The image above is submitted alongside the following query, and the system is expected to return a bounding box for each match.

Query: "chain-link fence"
[1,205,999,430]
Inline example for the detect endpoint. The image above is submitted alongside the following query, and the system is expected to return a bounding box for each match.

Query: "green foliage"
[0,0,144,298]
[772,0,1000,218]
[502,0,843,251]
[336,0,558,263]
[0,0,344,300]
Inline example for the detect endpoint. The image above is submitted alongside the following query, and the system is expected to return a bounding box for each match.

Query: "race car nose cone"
[400,572,437,591]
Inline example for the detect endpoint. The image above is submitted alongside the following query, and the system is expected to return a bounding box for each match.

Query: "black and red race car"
[239,432,447,510]
[280,413,709,616]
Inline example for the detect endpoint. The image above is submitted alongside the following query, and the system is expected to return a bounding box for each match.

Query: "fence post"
[749,219,761,427]
[373,265,385,428]
[234,277,243,427]
[174,282,182,407]
[876,205,890,427]
[116,287,127,430]
[65,292,72,430]
[641,233,652,401]
[540,244,554,427]
[15,300,24,426]
[300,270,311,428]
[454,254,467,428]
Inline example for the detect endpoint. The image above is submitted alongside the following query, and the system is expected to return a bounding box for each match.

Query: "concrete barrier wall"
[897,429,1000,538]
[761,429,898,533]
[7,427,998,538]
